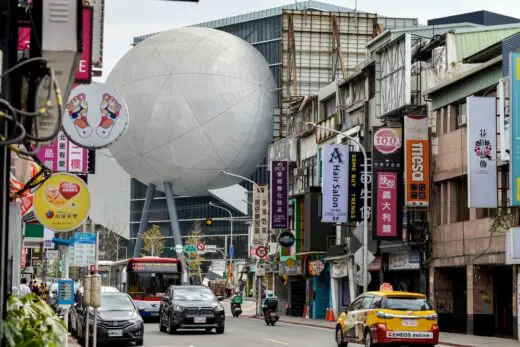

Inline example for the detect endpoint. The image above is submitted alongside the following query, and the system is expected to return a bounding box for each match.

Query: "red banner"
[75,7,93,83]
[376,172,398,237]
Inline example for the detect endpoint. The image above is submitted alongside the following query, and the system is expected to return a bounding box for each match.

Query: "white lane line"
[262,337,290,345]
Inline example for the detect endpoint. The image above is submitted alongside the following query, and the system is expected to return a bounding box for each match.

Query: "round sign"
[196,242,205,251]
[278,231,295,248]
[174,245,183,253]
[374,128,401,154]
[312,260,325,274]
[286,258,296,268]
[255,246,268,258]
[34,173,90,232]
[62,83,129,149]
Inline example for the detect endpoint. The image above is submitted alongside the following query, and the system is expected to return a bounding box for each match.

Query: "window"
[360,295,374,310]
[371,296,383,309]
[173,287,215,301]
[302,156,317,189]
[382,296,433,311]
[99,294,135,311]
[323,97,336,120]
[456,102,467,128]
[348,296,364,311]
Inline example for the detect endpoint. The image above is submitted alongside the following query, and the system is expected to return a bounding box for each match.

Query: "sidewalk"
[68,336,80,346]
[247,315,520,347]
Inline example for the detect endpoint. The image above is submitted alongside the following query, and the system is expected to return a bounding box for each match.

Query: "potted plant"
[1,293,67,347]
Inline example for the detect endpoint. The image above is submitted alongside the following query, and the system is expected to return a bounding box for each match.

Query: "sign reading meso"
[129,262,180,273]
[404,115,429,207]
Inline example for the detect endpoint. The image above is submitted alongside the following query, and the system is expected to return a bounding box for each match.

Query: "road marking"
[262,337,289,345]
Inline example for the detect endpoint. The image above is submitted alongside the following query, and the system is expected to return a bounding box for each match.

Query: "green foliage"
[1,294,67,347]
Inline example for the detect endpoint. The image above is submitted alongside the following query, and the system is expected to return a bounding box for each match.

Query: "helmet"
[235,289,240,294]
[266,290,274,298]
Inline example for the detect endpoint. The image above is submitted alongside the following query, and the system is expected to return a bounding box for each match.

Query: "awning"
[324,254,348,261]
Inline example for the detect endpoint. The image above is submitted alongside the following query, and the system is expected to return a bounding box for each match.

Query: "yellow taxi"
[335,283,439,347]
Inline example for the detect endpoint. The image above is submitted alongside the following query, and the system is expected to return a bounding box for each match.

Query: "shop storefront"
[385,250,421,293]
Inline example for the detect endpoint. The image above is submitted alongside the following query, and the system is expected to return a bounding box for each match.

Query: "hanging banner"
[510,52,520,206]
[36,131,89,174]
[372,127,403,239]
[348,152,372,222]
[321,144,348,223]
[467,96,498,208]
[270,161,288,229]
[75,6,93,83]
[252,185,269,244]
[404,115,430,207]
[375,172,398,237]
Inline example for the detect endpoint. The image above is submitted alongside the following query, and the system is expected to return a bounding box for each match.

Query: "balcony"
[287,95,318,138]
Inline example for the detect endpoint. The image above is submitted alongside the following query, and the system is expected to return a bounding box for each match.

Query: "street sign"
[354,248,375,268]
[57,279,74,306]
[355,270,372,287]
[45,250,59,260]
[229,244,235,258]
[255,246,268,258]
[184,245,196,253]
[196,242,205,251]
[175,244,183,253]
[205,245,217,253]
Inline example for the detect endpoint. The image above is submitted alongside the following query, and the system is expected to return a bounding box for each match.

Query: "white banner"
[467,96,497,208]
[322,144,348,223]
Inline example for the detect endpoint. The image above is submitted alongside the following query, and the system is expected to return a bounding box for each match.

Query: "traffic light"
[206,218,213,226]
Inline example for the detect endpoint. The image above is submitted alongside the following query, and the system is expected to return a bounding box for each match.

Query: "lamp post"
[218,170,262,315]
[208,202,234,262]
[305,121,370,293]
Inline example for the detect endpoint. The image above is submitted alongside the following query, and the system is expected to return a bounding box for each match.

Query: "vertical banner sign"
[270,161,288,229]
[322,144,348,223]
[376,172,398,237]
[348,152,372,222]
[252,185,270,244]
[404,115,430,207]
[467,96,498,208]
[75,7,93,83]
[372,127,403,239]
[37,131,89,173]
[511,52,520,206]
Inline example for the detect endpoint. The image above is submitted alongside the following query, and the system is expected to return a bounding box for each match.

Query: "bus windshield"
[127,272,180,299]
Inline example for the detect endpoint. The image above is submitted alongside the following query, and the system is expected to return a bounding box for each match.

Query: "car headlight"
[213,304,224,312]
[174,305,184,312]
[129,317,143,325]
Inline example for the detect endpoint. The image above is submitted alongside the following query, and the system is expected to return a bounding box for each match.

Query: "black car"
[77,292,144,346]
[159,285,225,334]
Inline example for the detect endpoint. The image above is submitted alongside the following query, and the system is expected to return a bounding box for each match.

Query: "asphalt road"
[141,300,342,347]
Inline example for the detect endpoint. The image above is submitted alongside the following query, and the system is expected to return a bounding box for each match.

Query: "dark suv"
[159,285,225,334]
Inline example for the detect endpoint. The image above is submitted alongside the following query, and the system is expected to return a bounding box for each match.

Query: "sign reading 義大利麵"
[33,173,90,232]
[466,97,497,208]
[270,160,288,229]
[372,127,403,239]
[321,144,348,223]
[510,52,520,206]
[404,115,430,207]
[62,83,129,149]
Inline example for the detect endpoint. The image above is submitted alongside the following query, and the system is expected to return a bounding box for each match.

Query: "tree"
[100,227,123,261]
[142,224,165,257]
[185,221,204,283]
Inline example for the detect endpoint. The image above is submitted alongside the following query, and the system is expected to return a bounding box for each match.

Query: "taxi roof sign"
[380,283,393,292]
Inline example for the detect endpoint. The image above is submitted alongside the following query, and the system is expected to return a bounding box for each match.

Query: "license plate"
[402,319,418,327]
[270,312,277,317]
[387,331,433,339]
[194,317,206,323]
[108,330,123,337]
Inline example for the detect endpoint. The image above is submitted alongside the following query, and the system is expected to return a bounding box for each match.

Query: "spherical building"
[106,27,276,196]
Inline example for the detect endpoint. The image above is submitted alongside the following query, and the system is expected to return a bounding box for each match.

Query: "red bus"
[108,257,182,318]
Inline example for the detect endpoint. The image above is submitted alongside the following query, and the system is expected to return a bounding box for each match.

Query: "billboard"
[404,115,430,207]
[348,152,372,222]
[511,52,520,206]
[372,127,403,239]
[322,144,348,223]
[252,185,269,244]
[270,161,288,229]
[91,0,105,68]
[75,7,93,83]
[467,97,497,208]
[36,131,89,174]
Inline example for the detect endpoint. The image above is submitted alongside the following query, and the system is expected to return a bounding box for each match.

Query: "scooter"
[231,303,242,317]
[263,308,279,326]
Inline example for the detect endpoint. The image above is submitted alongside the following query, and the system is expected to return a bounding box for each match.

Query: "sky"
[98,0,520,82]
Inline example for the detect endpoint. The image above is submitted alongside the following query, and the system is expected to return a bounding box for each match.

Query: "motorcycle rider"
[262,290,278,316]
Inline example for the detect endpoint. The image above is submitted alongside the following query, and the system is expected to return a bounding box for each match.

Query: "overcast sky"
[98,0,520,81]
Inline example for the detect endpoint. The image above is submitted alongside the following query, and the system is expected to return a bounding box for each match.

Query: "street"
[140,298,340,347]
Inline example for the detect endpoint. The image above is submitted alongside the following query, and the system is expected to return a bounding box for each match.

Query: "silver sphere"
[106,27,276,195]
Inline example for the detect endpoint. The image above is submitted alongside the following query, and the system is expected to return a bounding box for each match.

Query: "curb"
[245,315,476,347]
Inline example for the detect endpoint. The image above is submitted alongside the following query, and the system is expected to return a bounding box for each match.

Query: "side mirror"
[162,296,171,303]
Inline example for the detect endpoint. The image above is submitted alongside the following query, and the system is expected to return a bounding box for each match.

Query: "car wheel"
[159,316,167,332]
[216,326,225,334]
[135,338,144,346]
[336,326,348,347]
[168,314,177,335]
[364,330,374,347]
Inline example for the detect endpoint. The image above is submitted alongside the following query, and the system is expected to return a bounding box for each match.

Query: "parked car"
[335,283,439,347]
[76,292,144,346]
[159,285,225,334]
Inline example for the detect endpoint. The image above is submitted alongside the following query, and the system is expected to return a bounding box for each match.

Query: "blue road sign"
[57,279,74,306]
[229,244,235,258]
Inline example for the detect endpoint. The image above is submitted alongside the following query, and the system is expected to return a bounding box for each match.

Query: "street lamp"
[305,121,370,293]
[208,202,234,262]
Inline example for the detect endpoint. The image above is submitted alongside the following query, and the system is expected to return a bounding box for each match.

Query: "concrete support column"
[330,276,339,320]
[466,264,474,335]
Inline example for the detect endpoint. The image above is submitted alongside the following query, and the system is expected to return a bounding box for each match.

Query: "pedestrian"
[19,278,31,295]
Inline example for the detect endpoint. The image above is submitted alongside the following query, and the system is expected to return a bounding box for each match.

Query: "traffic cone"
[329,308,335,321]
[325,308,330,320]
